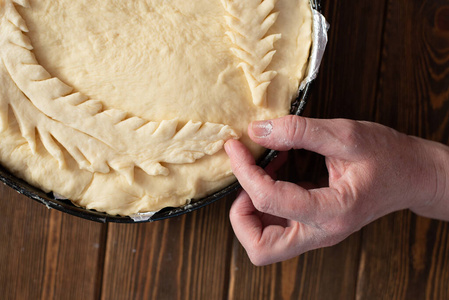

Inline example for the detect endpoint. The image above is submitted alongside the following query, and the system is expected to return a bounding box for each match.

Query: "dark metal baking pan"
[0,0,321,223]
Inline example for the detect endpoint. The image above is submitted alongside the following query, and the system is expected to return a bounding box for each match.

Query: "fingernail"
[252,121,273,138]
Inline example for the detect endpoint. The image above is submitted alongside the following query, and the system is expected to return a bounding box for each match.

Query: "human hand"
[224,116,449,265]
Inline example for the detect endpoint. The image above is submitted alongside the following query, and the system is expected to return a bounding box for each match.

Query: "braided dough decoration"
[0,0,239,184]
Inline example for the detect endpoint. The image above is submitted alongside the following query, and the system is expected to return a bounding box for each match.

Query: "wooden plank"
[311,0,388,121]
[228,234,361,300]
[227,0,388,298]
[0,184,106,300]
[358,215,449,300]
[356,0,449,299]
[373,0,449,137]
[101,196,234,300]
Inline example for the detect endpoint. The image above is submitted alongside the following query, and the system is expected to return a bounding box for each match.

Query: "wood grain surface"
[356,0,449,299]
[0,185,106,300]
[1,0,448,299]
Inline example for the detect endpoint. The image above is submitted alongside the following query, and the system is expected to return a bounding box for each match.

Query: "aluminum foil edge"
[299,7,329,91]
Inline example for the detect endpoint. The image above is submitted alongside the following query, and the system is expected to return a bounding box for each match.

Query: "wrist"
[409,137,449,221]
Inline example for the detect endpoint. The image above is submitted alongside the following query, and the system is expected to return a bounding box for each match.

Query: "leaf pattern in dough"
[0,0,240,184]
[221,0,281,107]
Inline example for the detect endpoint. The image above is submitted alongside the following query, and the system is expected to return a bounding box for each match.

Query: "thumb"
[248,115,356,158]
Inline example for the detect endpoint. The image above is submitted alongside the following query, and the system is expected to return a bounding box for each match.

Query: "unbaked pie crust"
[0,0,312,215]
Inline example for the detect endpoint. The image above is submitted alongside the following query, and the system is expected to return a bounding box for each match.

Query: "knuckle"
[248,253,268,266]
[246,244,270,266]
[229,201,239,218]
[278,115,306,148]
[252,190,272,212]
[334,120,364,153]
[251,178,276,213]
[338,120,360,143]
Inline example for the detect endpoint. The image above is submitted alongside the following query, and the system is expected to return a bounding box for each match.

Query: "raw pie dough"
[0,0,312,215]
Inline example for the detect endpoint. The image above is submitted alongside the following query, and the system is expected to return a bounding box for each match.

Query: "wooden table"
[1,0,449,299]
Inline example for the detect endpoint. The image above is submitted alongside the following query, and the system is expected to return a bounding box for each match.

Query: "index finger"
[225,139,341,227]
